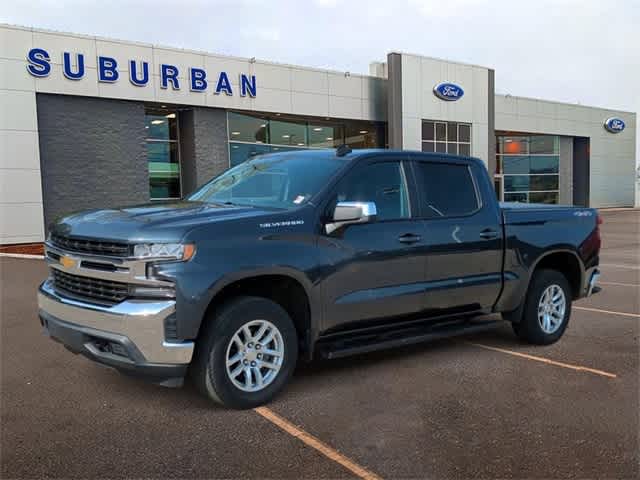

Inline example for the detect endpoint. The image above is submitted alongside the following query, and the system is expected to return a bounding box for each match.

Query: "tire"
[191,296,298,409]
[512,269,572,345]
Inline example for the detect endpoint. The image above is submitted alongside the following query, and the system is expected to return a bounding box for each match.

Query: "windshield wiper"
[221,200,253,208]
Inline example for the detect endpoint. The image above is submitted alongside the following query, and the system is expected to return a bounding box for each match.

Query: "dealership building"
[0,23,637,246]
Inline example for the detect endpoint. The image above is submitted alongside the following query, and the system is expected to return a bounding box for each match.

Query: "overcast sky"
[3,0,639,164]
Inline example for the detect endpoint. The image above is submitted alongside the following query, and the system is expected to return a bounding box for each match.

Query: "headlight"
[133,243,196,261]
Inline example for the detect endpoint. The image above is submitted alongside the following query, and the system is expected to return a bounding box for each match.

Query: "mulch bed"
[0,243,45,255]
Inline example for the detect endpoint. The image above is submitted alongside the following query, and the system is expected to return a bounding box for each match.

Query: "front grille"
[52,269,129,305]
[50,234,131,257]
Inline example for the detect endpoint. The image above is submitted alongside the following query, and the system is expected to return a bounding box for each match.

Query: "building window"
[145,109,181,200]
[496,135,560,204]
[227,112,384,167]
[421,121,471,156]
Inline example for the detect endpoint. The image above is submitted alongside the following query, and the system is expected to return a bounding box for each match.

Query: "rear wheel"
[191,296,298,409]
[512,269,572,345]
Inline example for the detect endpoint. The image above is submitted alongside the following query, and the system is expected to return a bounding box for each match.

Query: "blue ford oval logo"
[433,82,464,101]
[604,117,625,133]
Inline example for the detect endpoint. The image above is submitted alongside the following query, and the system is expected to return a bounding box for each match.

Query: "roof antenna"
[336,144,352,157]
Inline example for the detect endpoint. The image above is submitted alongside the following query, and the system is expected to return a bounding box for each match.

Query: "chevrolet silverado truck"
[38,148,602,408]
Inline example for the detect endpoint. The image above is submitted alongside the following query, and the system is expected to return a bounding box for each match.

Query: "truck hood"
[50,201,275,243]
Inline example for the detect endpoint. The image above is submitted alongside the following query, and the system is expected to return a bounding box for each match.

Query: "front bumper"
[38,280,194,386]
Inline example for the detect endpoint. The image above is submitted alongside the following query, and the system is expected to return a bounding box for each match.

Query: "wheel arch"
[198,268,319,360]
[529,249,584,300]
[502,248,584,324]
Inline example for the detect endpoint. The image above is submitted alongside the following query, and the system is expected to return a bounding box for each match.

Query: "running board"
[318,319,503,360]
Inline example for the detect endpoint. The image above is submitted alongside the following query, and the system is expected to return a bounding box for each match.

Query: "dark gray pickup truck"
[38,148,602,408]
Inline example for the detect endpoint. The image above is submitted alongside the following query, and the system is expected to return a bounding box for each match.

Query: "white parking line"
[599,263,640,270]
[599,281,640,288]
[254,407,383,480]
[574,306,640,318]
[463,341,617,378]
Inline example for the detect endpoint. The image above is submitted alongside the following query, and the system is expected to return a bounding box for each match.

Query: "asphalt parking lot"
[1,209,638,479]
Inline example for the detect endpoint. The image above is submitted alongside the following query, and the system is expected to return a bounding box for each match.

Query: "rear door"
[411,158,503,314]
[319,156,429,332]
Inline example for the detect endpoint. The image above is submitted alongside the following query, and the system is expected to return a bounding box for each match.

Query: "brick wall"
[36,94,148,232]
[180,107,229,195]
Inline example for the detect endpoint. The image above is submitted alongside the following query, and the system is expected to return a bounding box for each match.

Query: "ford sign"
[433,82,464,101]
[604,117,625,133]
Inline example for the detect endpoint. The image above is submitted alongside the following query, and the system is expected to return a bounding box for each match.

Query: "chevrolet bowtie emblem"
[60,255,76,269]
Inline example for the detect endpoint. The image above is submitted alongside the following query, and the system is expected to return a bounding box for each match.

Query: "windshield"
[188,153,345,209]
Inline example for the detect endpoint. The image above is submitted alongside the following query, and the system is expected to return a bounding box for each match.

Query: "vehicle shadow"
[95,318,523,410]
[286,319,520,393]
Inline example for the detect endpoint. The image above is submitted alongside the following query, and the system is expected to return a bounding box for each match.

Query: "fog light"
[109,342,128,358]
[130,285,176,299]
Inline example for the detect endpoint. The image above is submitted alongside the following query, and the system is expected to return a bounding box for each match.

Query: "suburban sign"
[26,48,257,97]
[603,117,625,134]
[433,82,464,101]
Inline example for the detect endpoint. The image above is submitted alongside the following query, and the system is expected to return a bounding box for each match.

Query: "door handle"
[397,233,421,244]
[479,229,499,239]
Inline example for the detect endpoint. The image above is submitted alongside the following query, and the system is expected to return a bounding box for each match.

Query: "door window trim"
[410,159,483,220]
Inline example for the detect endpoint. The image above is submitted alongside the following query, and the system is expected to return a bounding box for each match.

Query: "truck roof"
[259,148,485,168]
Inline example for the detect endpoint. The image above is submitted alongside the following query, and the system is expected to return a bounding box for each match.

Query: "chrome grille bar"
[50,234,131,257]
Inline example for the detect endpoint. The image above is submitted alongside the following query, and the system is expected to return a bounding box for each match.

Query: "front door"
[318,158,428,332]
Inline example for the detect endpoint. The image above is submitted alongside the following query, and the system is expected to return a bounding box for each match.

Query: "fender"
[199,266,322,357]
[528,248,585,292]
[500,248,585,322]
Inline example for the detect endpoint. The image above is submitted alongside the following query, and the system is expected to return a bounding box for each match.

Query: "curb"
[0,253,45,260]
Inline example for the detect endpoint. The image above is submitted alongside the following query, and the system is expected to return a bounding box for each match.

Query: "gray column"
[36,94,147,232]
[179,107,229,195]
[559,136,574,205]
[487,69,496,175]
[387,53,403,149]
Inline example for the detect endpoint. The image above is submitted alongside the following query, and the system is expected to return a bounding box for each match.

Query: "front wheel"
[191,296,298,409]
[512,269,572,345]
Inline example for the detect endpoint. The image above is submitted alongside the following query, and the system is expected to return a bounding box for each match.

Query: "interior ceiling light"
[359,130,368,134]
[326,137,333,140]
[231,131,240,135]
[297,143,304,146]
[151,120,164,125]
[313,127,323,131]
[165,113,176,119]
[282,134,290,138]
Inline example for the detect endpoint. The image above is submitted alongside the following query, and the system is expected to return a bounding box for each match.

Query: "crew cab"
[38,148,602,408]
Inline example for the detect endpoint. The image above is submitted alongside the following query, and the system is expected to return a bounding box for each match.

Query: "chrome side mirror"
[326,201,377,234]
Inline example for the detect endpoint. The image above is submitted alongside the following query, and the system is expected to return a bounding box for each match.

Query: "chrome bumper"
[38,280,194,365]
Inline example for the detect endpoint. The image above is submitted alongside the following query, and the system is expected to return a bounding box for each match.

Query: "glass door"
[495,135,560,204]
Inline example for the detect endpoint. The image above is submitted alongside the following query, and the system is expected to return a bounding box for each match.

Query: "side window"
[333,162,410,221]
[415,162,479,218]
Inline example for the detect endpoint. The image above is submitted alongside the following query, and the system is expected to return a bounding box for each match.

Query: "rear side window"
[414,162,479,218]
